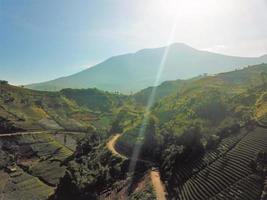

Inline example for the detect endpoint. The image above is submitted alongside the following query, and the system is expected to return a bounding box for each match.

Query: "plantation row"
[209,174,263,200]
[177,127,267,200]
[168,129,249,197]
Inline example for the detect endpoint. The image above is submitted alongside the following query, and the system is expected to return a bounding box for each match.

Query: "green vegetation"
[0,84,128,132]
[1,63,267,200]
[0,132,71,200]
[177,127,266,200]
[133,79,187,105]
[61,88,126,113]
[0,116,23,133]
[115,64,267,198]
[53,131,128,200]
[255,91,267,125]
[0,168,54,200]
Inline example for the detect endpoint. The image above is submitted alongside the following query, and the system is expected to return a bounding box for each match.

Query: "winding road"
[106,134,167,200]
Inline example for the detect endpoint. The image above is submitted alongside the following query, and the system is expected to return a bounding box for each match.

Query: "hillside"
[115,64,267,199]
[0,83,126,132]
[133,79,187,106]
[118,64,267,154]
[26,43,267,93]
[1,64,267,200]
[0,84,129,200]
[133,64,267,105]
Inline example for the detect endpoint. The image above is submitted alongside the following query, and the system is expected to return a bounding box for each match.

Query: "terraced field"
[0,167,54,200]
[0,131,74,199]
[170,126,267,200]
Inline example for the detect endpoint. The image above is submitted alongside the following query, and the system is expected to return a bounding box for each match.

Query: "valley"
[0,63,267,200]
[2,1,267,199]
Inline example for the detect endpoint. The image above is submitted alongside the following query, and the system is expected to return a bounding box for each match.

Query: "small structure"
[6,165,17,173]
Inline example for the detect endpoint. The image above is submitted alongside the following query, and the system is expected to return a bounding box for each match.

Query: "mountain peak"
[170,42,191,47]
[169,43,197,51]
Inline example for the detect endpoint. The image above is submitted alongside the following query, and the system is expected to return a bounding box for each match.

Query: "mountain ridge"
[26,43,267,93]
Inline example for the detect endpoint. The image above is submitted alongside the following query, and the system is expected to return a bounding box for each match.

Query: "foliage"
[0,116,23,133]
[0,150,14,169]
[54,131,127,200]
[61,88,126,113]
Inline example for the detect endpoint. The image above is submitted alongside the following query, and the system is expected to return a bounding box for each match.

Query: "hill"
[0,83,130,200]
[118,64,267,153]
[48,64,267,200]
[1,64,267,200]
[115,64,267,198]
[26,43,267,93]
[133,64,267,105]
[0,83,126,132]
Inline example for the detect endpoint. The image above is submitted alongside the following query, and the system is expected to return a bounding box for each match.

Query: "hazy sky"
[1,0,267,85]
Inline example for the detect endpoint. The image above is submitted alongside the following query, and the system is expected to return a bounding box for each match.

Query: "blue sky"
[1,0,267,85]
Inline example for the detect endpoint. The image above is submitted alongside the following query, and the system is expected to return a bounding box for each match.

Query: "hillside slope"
[133,63,267,105]
[0,84,125,132]
[116,64,267,199]
[26,43,267,93]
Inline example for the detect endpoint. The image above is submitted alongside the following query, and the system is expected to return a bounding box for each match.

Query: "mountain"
[26,43,267,93]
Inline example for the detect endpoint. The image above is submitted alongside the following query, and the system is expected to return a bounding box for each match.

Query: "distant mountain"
[26,43,267,93]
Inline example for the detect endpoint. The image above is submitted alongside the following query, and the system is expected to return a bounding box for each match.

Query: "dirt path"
[106,134,126,159]
[150,170,166,200]
[106,134,167,200]
[0,131,47,137]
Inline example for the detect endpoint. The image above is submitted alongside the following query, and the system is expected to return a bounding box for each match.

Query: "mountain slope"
[26,43,267,93]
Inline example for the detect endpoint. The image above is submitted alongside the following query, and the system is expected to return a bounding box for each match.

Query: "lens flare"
[128,19,178,174]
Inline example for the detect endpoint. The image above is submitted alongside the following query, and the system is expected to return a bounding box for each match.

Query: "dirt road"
[150,170,166,200]
[106,134,127,159]
[106,134,167,200]
[0,131,46,137]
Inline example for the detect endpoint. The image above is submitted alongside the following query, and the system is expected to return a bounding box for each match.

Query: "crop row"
[178,127,267,200]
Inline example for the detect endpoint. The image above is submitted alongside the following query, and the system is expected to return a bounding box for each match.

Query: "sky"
[1,0,267,85]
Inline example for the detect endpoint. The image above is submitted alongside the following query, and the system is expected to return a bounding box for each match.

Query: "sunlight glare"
[128,12,178,174]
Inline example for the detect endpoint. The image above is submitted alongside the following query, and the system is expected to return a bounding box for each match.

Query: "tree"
[0,80,8,85]
[142,117,157,158]
[110,119,123,134]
